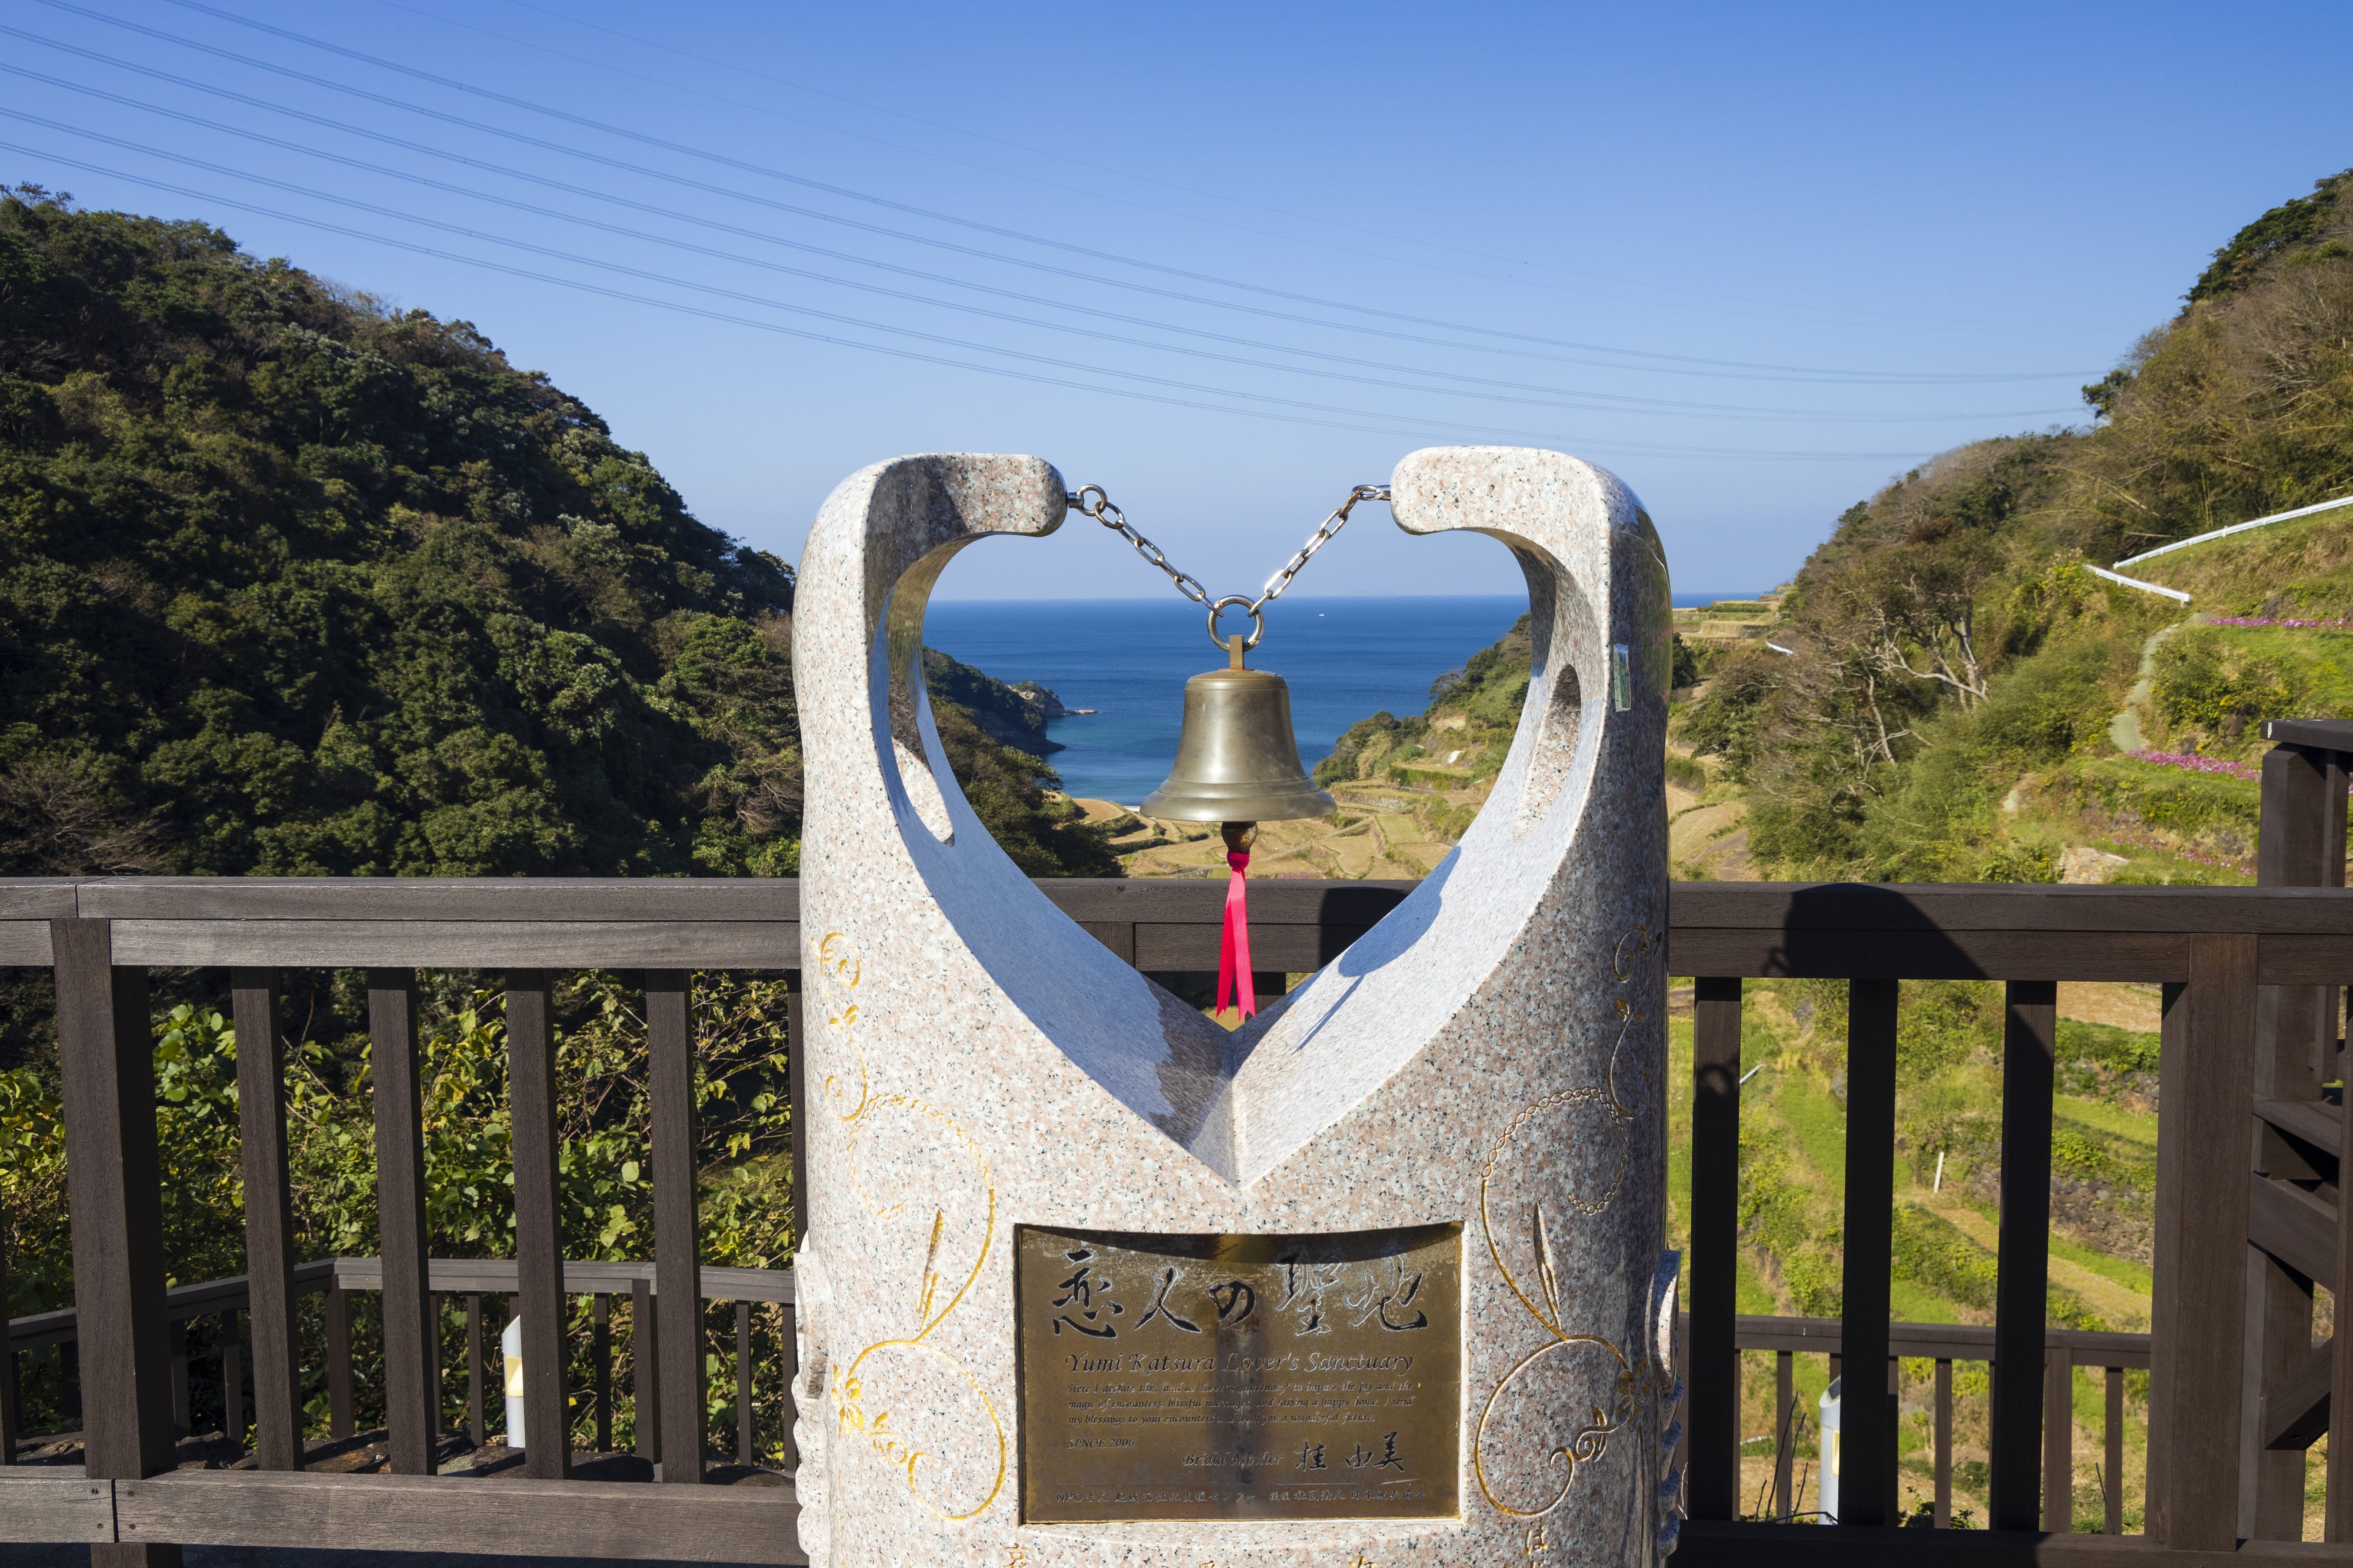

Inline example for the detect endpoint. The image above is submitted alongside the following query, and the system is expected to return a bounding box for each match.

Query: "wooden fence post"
[649,970,704,1483]
[2044,1343,2074,1532]
[782,971,804,1474]
[1,1194,16,1466]
[633,1276,659,1463]
[735,1301,753,1466]
[324,1284,353,1440]
[53,916,182,1568]
[1686,976,1741,1521]
[593,1294,612,1453]
[505,970,569,1480]
[787,975,806,1256]
[1991,980,2055,1530]
[465,1295,484,1448]
[368,969,435,1475]
[1838,978,1898,1526]
[2151,938,2257,1549]
[2252,740,2345,1536]
[230,967,301,1471]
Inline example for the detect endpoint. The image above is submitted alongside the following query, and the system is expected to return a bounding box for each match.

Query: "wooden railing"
[2,855,2350,1561]
[6,1257,794,1469]
[1721,1316,2152,1533]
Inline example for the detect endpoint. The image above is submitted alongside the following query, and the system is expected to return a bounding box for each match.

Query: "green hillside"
[1678,166,2353,884]
[0,186,1112,888]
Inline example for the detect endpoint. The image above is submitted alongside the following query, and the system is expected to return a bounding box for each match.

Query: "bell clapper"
[1220,822,1258,855]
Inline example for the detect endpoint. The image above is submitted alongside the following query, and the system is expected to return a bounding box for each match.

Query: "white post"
[1819,1379,1842,1523]
[501,1315,524,1449]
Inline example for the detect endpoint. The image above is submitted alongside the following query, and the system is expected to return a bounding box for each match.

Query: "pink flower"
[2127,749,2260,783]
[2208,616,2353,630]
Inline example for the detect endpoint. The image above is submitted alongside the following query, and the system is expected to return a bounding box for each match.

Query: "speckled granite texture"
[790,449,1679,1566]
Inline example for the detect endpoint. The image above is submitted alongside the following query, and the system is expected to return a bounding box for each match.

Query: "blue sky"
[4,0,2347,600]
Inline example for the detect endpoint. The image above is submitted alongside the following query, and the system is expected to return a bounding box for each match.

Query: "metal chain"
[1067,484,1210,606]
[1066,482,1391,651]
[1255,484,1388,609]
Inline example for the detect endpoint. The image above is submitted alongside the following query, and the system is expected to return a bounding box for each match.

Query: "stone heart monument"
[789,447,1679,1566]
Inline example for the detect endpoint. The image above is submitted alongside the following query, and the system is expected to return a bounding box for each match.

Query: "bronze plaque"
[1016,1223,1461,1523]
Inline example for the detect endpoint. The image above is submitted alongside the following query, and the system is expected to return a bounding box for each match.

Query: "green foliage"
[1969,638,2117,761]
[0,190,1116,890]
[929,698,1122,877]
[921,648,1058,755]
[1665,752,1708,792]
[1677,652,1778,783]
[1704,168,2353,880]
[2057,1018,2160,1079]
[1445,614,1535,723]
[0,1057,65,1315]
[2075,170,2353,562]
[1669,632,1702,689]
[2047,757,2263,845]
[2149,626,2353,749]
[1313,710,1408,786]
[2081,369,2132,422]
[2187,169,2348,302]
[1894,981,1999,1080]
[0,966,799,1452]
[0,189,794,879]
[1891,1203,1995,1310]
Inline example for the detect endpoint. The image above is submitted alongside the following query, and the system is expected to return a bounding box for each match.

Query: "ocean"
[922,591,1748,807]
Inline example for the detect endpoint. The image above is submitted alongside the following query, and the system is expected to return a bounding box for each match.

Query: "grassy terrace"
[1659,975,2236,1530]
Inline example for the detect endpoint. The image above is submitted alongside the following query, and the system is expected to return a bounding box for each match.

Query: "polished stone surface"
[790,448,1679,1565]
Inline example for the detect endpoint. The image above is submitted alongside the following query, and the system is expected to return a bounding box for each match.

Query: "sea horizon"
[921,590,1757,806]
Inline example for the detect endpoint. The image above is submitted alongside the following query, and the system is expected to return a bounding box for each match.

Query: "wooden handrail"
[6,1258,795,1352]
[4,874,2351,926]
[5,878,2349,979]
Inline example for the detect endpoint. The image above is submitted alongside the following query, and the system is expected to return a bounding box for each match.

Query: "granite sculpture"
[789,447,1678,1566]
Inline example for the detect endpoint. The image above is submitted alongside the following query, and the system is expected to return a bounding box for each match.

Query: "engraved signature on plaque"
[1016,1224,1461,1523]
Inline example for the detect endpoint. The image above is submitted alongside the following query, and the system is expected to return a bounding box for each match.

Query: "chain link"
[1255,484,1388,609]
[1066,482,1391,652]
[1068,484,1211,606]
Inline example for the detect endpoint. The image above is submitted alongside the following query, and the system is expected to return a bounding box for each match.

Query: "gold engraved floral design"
[813,931,1007,1522]
[1471,926,1659,1519]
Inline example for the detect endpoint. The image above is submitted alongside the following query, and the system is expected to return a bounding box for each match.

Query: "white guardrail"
[2114,493,2353,569]
[2090,491,2353,605]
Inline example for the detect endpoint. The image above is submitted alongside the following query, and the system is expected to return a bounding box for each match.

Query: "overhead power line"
[4,22,1987,393]
[370,0,2111,335]
[32,0,2091,388]
[8,112,2047,435]
[0,91,2082,428]
[0,140,1949,466]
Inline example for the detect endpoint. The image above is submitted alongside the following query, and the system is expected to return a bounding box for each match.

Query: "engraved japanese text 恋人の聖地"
[1016,1225,1462,1523]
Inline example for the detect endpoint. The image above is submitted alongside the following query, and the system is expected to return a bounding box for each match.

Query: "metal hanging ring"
[1206,595,1265,653]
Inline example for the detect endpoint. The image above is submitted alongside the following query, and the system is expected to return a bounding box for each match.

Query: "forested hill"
[1677,166,2353,881]
[0,188,1115,880]
[1288,167,2352,888]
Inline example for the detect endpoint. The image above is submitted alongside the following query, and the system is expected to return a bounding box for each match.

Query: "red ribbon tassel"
[1215,849,1257,1020]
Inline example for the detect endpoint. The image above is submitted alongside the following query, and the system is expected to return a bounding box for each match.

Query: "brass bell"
[1142,635,1336,827]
